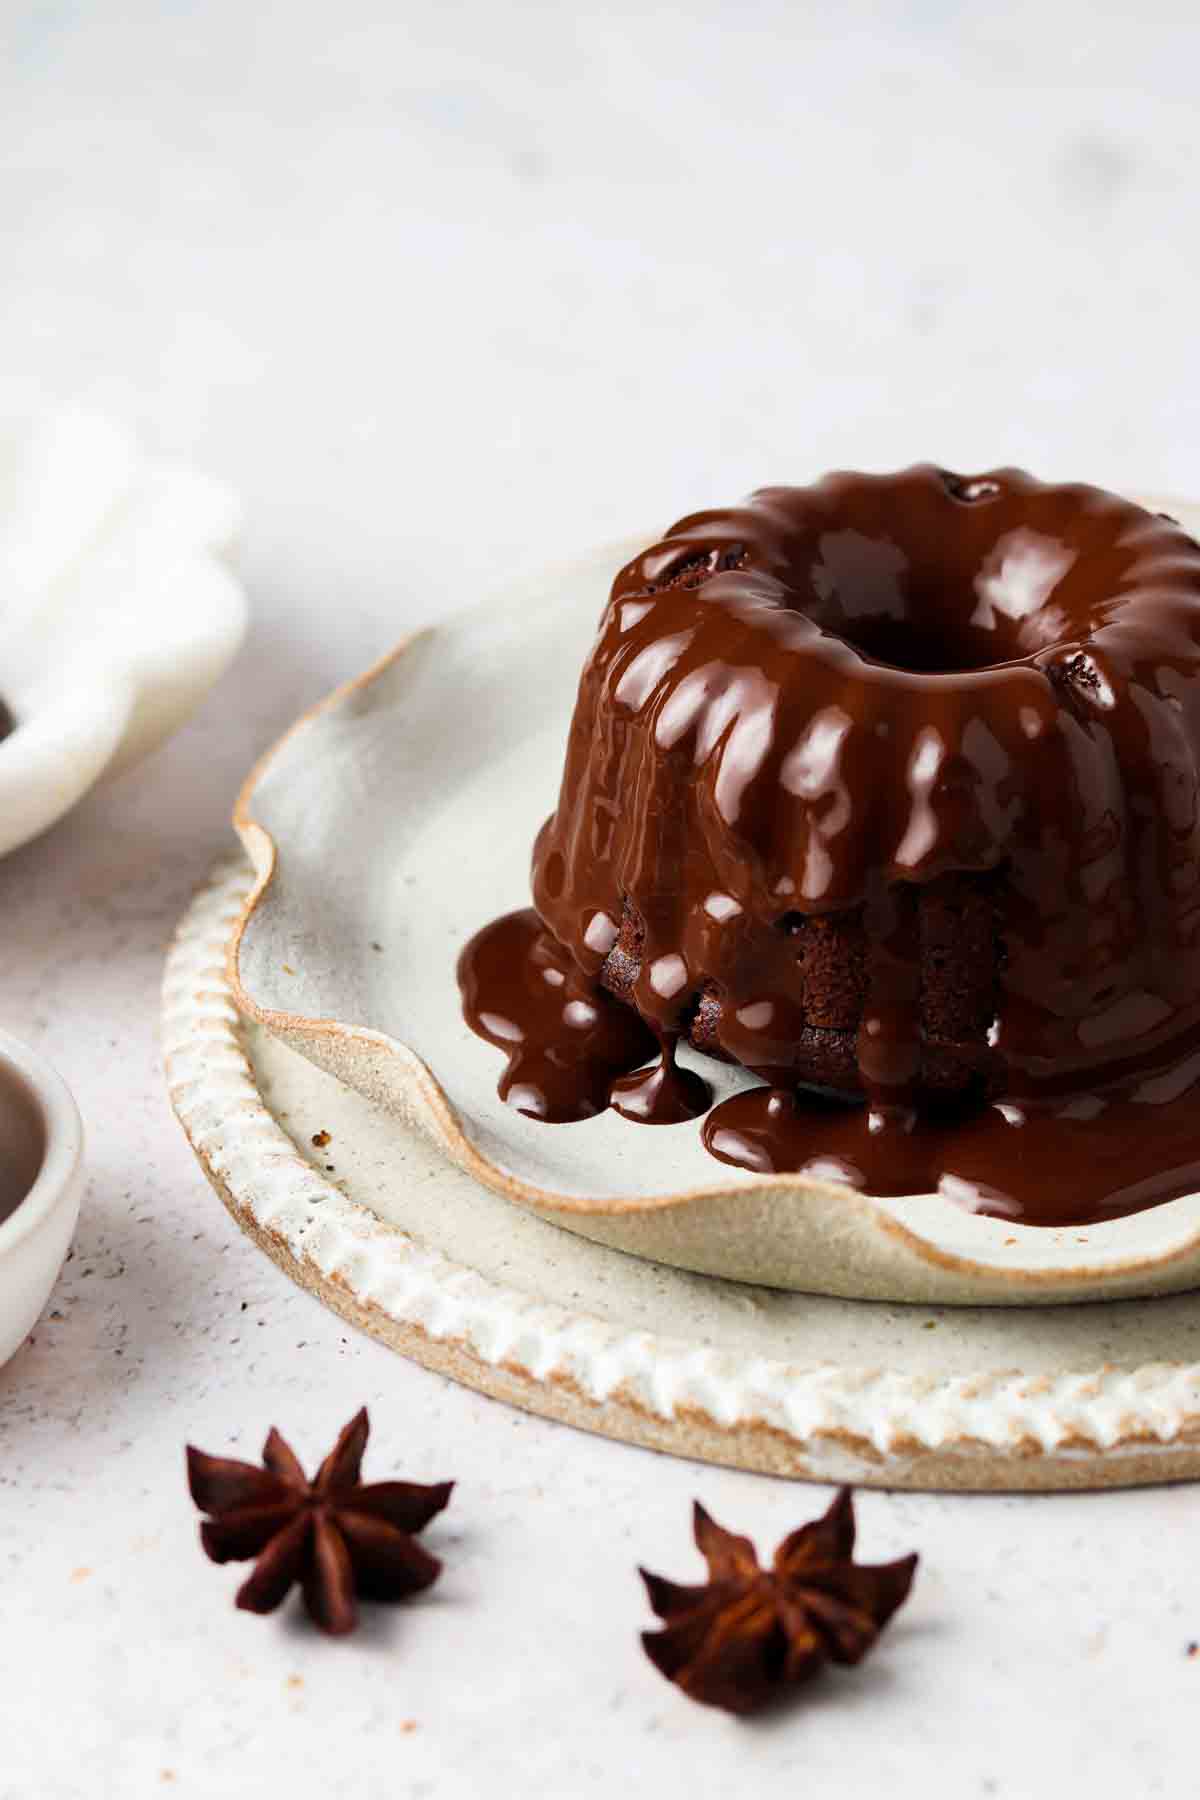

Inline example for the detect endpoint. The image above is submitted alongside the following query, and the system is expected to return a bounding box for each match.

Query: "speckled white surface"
[4,2,1200,1794]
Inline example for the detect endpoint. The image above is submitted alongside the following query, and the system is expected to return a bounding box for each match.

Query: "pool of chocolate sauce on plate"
[459,909,1200,1228]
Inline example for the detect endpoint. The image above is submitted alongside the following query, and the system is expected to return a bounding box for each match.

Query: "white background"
[2,2,1199,1793]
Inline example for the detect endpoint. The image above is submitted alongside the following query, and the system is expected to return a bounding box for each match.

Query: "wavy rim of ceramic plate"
[169,858,1200,1488]
[224,560,1200,1299]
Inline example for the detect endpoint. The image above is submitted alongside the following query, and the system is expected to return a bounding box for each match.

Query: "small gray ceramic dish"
[0,1028,84,1367]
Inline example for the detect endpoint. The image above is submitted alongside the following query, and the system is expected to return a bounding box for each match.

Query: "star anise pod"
[640,1488,917,1715]
[186,1408,453,1637]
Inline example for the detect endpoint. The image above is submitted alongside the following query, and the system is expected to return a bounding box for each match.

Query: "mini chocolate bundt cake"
[530,466,1200,1117]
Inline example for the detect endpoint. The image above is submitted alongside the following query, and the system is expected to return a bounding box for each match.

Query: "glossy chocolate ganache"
[459,466,1200,1226]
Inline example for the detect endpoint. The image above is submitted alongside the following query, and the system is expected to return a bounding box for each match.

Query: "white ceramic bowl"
[0,1029,84,1367]
[0,408,246,858]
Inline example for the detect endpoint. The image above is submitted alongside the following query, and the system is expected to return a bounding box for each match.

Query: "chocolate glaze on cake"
[459,467,1200,1226]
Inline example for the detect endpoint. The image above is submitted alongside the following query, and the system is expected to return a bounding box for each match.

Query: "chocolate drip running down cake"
[459,467,1200,1226]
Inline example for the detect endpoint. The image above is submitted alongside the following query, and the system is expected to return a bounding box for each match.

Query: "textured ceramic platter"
[170,860,1200,1489]
[228,511,1200,1307]
[0,409,245,856]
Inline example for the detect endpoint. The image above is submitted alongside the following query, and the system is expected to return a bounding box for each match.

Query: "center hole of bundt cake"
[818,609,1021,675]
[804,526,1076,675]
